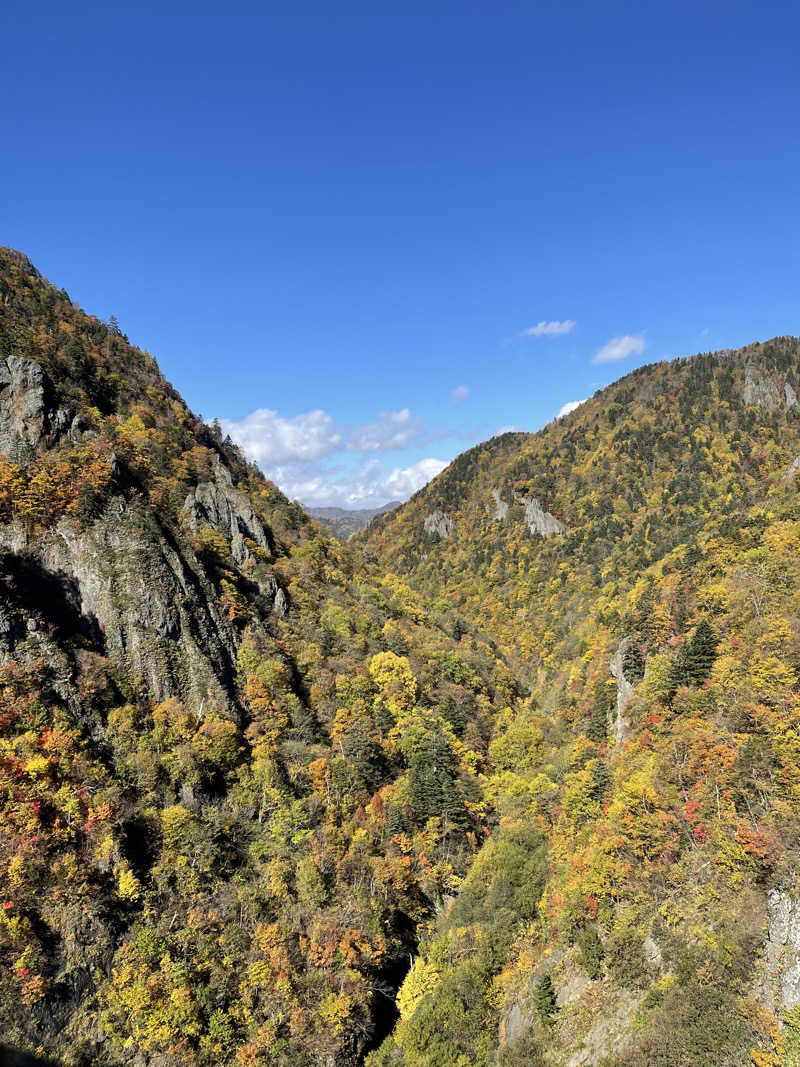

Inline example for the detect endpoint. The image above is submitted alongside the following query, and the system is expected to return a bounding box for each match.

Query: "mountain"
[0,250,517,1066]
[308,502,401,539]
[361,337,800,1066]
[4,244,800,1067]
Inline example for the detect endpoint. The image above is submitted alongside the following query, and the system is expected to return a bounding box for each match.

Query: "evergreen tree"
[575,926,605,979]
[533,973,558,1023]
[666,642,691,701]
[686,619,717,685]
[622,644,645,684]
[585,699,609,742]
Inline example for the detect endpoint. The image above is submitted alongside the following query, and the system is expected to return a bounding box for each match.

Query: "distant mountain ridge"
[308,500,401,538]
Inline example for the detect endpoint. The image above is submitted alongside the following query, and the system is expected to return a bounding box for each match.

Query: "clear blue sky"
[3,2,798,505]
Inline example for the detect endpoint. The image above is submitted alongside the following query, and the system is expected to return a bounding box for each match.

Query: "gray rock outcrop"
[423,509,454,539]
[609,636,636,743]
[501,1003,533,1046]
[490,488,509,521]
[743,366,781,411]
[182,457,272,566]
[785,382,798,409]
[0,499,239,714]
[0,355,51,461]
[273,587,288,618]
[764,881,800,1011]
[518,495,564,539]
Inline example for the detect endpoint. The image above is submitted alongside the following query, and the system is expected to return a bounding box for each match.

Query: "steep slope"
[363,339,800,1066]
[0,250,521,1066]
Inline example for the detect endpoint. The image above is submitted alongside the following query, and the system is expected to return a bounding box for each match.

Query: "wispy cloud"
[593,333,647,364]
[520,320,575,338]
[451,384,469,403]
[348,409,423,452]
[556,398,587,418]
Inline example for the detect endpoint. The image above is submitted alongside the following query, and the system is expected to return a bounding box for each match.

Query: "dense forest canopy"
[2,248,800,1066]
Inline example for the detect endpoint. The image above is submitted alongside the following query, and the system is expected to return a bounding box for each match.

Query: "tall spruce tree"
[686,619,717,685]
[533,974,558,1022]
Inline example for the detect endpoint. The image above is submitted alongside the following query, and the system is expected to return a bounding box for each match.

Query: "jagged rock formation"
[0,363,250,712]
[423,508,454,538]
[517,493,564,538]
[764,880,800,1012]
[182,456,272,566]
[743,364,782,410]
[22,505,236,709]
[609,636,636,743]
[0,355,54,461]
[490,487,509,520]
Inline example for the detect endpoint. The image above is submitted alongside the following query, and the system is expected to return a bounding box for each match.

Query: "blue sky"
[3,2,798,505]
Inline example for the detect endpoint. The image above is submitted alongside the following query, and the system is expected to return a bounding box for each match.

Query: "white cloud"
[262,456,447,509]
[218,408,341,464]
[385,457,448,498]
[218,405,447,508]
[556,398,587,418]
[593,333,647,364]
[520,320,575,338]
[451,384,469,403]
[348,409,422,452]
[221,407,425,463]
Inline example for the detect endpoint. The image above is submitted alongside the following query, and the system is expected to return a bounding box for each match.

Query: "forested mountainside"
[362,336,800,1066]
[308,503,401,540]
[0,249,520,1066]
[3,245,800,1067]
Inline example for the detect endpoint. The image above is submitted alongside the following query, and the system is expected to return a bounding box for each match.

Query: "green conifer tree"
[686,619,717,685]
[533,973,558,1023]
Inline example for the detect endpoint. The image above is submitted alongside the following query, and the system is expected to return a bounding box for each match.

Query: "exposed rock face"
[609,636,636,743]
[642,934,662,966]
[565,996,642,1067]
[490,487,509,521]
[501,1002,533,1046]
[0,355,249,714]
[0,501,239,714]
[518,495,564,538]
[784,456,800,481]
[273,587,288,618]
[0,355,52,461]
[182,458,272,566]
[786,382,798,408]
[764,882,800,1011]
[743,365,781,411]
[423,509,454,539]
